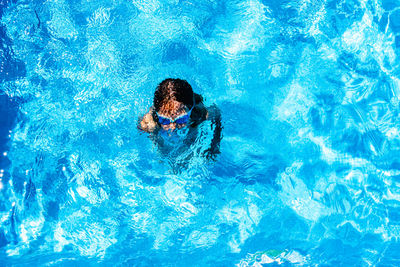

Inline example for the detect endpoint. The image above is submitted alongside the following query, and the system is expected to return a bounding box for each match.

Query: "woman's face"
[157,99,189,131]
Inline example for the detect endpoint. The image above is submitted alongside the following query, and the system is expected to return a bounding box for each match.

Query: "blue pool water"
[1,0,400,265]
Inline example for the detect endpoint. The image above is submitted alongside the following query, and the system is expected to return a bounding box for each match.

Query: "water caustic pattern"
[0,0,400,265]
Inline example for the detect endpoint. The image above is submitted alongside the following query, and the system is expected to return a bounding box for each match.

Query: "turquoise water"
[1,0,400,265]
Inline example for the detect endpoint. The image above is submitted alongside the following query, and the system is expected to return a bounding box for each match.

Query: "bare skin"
[139,108,158,132]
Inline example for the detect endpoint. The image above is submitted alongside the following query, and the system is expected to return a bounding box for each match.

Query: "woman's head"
[153,78,195,131]
[154,78,194,112]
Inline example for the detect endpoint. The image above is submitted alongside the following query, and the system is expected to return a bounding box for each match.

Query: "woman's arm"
[204,104,222,160]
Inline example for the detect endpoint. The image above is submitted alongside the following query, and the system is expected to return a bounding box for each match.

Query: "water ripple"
[1,0,400,265]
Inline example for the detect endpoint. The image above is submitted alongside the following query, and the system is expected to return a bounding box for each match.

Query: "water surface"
[1,0,400,265]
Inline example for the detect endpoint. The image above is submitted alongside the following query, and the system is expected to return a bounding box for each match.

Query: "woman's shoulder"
[138,107,158,132]
[192,94,222,121]
[190,94,207,124]
[194,93,203,104]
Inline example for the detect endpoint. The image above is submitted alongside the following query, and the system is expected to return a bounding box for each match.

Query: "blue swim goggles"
[156,104,194,126]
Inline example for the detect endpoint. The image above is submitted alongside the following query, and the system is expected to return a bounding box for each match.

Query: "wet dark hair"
[153,78,194,112]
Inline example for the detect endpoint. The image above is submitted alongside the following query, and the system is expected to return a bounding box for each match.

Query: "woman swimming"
[138,78,222,159]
